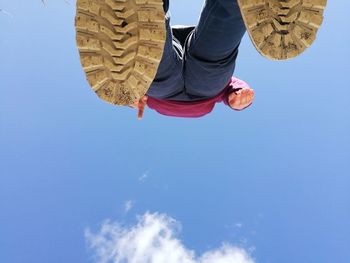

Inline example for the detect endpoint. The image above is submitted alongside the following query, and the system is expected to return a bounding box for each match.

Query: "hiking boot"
[237,0,327,60]
[75,0,166,106]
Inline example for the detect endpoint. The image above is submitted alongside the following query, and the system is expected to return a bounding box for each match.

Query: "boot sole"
[75,0,166,106]
[237,0,327,60]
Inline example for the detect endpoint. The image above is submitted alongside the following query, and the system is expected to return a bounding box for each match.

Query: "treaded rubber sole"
[75,0,166,106]
[238,0,327,60]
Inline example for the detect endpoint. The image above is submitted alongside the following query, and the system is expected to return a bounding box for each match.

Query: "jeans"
[146,0,246,101]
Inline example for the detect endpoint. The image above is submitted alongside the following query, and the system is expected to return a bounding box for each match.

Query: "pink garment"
[146,77,250,118]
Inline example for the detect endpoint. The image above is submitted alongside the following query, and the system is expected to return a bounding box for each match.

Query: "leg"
[146,2,185,99]
[184,0,246,98]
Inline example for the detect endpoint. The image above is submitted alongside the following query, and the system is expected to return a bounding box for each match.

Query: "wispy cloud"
[40,0,71,6]
[85,212,256,263]
[138,171,149,182]
[0,8,13,18]
[235,223,243,229]
[123,200,134,214]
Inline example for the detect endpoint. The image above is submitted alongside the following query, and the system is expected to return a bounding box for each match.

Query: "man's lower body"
[75,0,327,105]
[146,0,246,101]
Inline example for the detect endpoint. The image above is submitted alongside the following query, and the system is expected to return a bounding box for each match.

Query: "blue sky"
[0,1,349,263]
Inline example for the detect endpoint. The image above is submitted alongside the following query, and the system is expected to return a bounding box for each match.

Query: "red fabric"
[146,77,249,118]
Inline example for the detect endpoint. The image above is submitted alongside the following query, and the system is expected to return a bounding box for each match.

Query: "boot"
[238,0,327,60]
[75,0,167,106]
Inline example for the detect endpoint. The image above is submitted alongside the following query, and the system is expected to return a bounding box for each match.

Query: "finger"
[233,94,242,107]
[138,100,147,120]
[240,91,251,109]
[138,104,145,120]
[141,95,148,104]
[249,91,254,103]
[252,90,255,102]
[246,90,253,103]
[244,89,251,100]
[229,92,237,101]
[242,90,249,105]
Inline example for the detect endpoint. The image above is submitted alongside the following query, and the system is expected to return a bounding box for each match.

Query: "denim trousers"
[146,0,246,101]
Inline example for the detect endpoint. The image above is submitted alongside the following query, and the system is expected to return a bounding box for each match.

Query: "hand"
[129,95,148,120]
[228,87,255,111]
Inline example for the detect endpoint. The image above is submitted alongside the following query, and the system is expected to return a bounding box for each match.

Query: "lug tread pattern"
[238,0,327,60]
[75,0,166,105]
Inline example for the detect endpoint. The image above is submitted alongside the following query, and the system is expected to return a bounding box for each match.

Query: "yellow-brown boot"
[237,0,327,60]
[75,0,166,106]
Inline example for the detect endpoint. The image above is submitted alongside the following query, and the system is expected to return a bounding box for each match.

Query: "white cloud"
[0,8,13,18]
[85,212,255,263]
[123,200,134,214]
[235,223,243,229]
[138,171,149,182]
